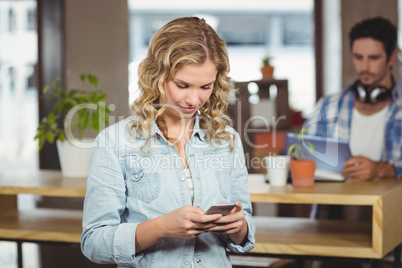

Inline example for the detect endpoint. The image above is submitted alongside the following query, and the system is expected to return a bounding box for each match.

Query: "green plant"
[34,74,111,149]
[262,56,272,66]
[287,127,314,160]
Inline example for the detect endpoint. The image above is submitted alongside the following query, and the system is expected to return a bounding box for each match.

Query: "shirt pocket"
[215,170,231,198]
[202,149,232,199]
[129,169,161,204]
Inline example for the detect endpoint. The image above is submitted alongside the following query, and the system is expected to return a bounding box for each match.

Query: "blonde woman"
[81,17,255,268]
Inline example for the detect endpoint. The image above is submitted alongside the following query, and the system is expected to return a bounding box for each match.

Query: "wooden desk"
[0,170,401,261]
[248,174,402,260]
[0,170,85,244]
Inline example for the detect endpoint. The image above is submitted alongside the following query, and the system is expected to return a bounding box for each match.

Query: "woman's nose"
[185,90,199,106]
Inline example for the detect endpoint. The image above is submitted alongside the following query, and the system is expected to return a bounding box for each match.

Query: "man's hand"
[343,155,395,180]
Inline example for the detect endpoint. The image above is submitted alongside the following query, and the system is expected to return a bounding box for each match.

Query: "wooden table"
[0,170,85,245]
[248,174,402,262]
[0,170,401,266]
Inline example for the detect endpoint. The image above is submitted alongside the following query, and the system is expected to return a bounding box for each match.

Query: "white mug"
[264,155,290,187]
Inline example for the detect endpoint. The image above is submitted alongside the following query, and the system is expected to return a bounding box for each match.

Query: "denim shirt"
[81,115,256,268]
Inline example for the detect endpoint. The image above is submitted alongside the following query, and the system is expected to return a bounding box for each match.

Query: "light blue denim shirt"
[81,115,255,268]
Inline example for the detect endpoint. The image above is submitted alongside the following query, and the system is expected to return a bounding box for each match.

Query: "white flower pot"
[56,138,94,178]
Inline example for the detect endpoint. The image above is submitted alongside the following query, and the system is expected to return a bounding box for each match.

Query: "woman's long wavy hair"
[131,17,234,150]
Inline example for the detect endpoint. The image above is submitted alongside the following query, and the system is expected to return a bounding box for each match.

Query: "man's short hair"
[349,17,397,59]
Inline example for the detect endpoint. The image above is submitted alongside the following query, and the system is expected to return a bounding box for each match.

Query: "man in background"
[305,17,401,268]
[307,17,401,181]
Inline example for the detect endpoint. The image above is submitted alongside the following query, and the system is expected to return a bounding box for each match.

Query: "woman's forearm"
[228,219,248,245]
[135,215,166,253]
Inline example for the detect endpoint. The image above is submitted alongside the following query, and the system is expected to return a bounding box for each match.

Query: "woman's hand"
[162,205,222,239]
[203,201,248,245]
[136,205,221,253]
[136,203,248,252]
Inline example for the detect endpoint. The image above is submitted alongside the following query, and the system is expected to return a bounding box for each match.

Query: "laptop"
[285,133,353,181]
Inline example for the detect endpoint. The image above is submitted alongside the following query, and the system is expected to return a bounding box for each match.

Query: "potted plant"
[260,56,274,79]
[34,74,111,178]
[287,127,316,187]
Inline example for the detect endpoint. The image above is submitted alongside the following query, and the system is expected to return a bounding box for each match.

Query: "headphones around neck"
[352,77,395,104]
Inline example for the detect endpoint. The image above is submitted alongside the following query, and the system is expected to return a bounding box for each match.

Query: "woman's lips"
[179,106,197,113]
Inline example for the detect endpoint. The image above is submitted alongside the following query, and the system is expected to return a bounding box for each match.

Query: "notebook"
[285,133,353,181]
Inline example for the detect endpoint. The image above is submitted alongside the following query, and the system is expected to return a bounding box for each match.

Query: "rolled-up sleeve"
[391,161,402,178]
[388,113,402,178]
[81,131,142,266]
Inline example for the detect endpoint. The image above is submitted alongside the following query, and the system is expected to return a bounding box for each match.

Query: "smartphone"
[204,202,236,215]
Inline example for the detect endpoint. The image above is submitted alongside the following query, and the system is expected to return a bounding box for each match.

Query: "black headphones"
[352,76,395,104]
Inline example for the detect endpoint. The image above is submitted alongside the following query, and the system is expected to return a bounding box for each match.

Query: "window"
[8,67,15,92]
[27,64,35,90]
[8,8,16,32]
[0,2,40,266]
[27,8,36,31]
[128,0,315,115]
[216,15,268,45]
[282,14,313,46]
[0,2,38,170]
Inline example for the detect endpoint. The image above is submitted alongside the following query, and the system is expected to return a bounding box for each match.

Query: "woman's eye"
[176,84,187,89]
[201,86,212,90]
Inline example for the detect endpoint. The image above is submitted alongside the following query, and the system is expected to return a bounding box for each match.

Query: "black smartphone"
[204,202,236,215]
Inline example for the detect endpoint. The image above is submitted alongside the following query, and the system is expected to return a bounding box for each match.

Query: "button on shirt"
[306,83,402,177]
[81,115,255,267]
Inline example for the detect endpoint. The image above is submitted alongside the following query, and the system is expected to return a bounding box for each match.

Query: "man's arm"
[343,156,396,180]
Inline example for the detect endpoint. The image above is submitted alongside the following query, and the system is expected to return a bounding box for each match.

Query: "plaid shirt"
[305,82,402,178]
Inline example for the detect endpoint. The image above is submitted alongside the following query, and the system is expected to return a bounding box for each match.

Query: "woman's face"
[162,59,217,121]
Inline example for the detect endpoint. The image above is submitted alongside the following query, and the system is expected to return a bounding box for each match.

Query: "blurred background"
[1,0,316,174]
[0,0,401,267]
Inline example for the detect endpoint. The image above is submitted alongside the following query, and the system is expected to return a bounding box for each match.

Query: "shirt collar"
[148,114,208,142]
[192,114,208,142]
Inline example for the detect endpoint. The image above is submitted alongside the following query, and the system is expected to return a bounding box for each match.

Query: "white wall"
[65,0,130,128]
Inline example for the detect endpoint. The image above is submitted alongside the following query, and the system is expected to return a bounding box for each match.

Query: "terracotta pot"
[289,159,316,187]
[260,65,274,79]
